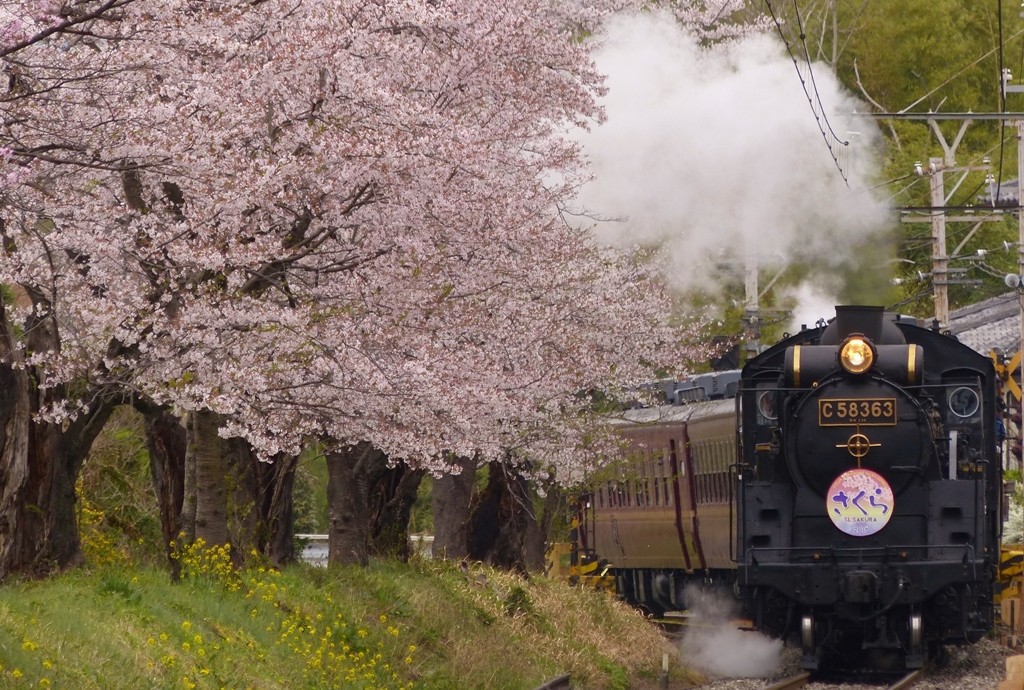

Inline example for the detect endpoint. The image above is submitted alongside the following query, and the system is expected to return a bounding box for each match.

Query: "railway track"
[763,671,810,690]
[762,668,924,690]
[888,668,925,690]
[530,674,570,690]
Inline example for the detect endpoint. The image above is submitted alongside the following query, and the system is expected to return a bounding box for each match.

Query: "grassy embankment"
[0,542,693,690]
[0,411,695,689]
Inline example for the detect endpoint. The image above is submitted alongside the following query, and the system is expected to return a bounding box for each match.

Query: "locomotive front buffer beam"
[739,549,993,670]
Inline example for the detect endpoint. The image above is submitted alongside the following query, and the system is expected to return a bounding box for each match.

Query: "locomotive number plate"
[818,398,897,426]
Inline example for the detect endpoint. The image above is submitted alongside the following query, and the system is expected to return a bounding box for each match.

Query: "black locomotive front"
[737,306,1000,670]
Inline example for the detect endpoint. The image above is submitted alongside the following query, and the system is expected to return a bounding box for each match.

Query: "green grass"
[0,556,678,690]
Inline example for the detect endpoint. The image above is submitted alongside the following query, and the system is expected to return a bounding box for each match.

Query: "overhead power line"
[764,0,850,184]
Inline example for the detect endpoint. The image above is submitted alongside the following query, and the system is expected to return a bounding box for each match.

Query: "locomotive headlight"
[839,336,875,374]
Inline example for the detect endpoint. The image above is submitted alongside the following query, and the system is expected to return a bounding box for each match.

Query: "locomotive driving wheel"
[800,613,820,670]
[906,611,924,669]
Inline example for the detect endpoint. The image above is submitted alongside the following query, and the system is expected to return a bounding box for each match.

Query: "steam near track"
[678,584,782,679]
[688,637,1012,690]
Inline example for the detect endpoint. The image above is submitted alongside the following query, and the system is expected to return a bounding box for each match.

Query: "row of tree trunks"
[0,341,558,581]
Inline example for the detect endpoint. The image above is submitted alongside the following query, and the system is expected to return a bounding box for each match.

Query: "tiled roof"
[947,291,1022,356]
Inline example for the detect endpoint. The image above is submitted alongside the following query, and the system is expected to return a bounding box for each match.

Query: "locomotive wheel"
[906,611,925,669]
[909,611,922,654]
[801,613,814,651]
[799,613,821,670]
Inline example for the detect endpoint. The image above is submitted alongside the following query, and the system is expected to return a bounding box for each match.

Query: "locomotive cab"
[737,306,999,671]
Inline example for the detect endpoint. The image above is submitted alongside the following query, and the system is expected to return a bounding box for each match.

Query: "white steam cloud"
[576,11,892,309]
[680,585,783,679]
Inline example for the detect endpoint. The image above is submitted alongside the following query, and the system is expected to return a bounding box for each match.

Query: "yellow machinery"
[1000,545,1024,633]
[545,516,615,592]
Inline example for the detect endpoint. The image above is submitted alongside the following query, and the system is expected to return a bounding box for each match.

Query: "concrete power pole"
[928,156,949,326]
[744,241,760,357]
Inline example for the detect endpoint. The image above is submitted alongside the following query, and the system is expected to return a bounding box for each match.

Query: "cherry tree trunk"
[189,410,229,548]
[0,307,116,579]
[368,461,424,561]
[229,439,297,567]
[467,462,543,574]
[325,442,384,567]
[179,419,198,545]
[430,455,478,561]
[139,404,187,579]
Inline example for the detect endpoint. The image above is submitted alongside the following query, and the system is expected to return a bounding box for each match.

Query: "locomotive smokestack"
[833,305,885,341]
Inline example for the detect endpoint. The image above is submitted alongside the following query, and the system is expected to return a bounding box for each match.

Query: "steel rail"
[764,672,810,690]
[531,674,571,690]
[888,668,925,690]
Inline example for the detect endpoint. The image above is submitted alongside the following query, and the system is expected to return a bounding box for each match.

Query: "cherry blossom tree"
[0,0,720,575]
[0,0,146,576]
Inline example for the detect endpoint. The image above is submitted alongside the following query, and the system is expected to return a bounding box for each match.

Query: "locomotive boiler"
[737,305,1000,669]
[575,305,1001,672]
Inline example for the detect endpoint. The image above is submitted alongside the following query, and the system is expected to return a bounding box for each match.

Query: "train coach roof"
[613,397,734,426]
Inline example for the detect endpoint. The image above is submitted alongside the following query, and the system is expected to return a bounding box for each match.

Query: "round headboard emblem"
[826,468,894,537]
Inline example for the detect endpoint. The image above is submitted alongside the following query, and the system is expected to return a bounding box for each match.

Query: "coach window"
[712,454,719,502]
[664,477,672,506]
[702,450,710,503]
[709,446,717,502]
[711,444,719,502]
[692,444,702,503]
[716,440,727,502]
[696,455,705,503]
[716,440,724,499]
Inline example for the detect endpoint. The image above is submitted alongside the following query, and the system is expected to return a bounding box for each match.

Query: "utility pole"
[928,156,949,326]
[1017,120,1024,362]
[1017,119,1024,471]
[870,114,1003,328]
[744,241,760,357]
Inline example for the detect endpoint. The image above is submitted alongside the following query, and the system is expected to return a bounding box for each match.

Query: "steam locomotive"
[577,306,1001,670]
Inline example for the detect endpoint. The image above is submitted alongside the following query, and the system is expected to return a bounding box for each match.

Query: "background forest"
[762,0,1024,322]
